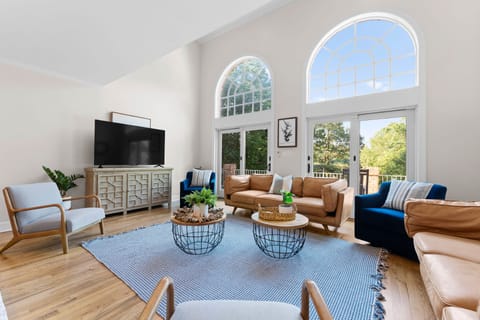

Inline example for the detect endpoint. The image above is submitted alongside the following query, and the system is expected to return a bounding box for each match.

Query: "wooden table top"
[251,212,309,229]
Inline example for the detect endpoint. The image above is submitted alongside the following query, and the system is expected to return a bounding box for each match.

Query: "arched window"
[218,57,272,117]
[307,16,417,103]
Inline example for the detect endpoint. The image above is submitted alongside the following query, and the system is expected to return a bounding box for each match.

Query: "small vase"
[278,204,293,214]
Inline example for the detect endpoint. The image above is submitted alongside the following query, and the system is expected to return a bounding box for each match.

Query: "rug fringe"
[371,248,389,320]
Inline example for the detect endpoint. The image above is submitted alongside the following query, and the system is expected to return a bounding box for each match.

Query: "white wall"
[199,0,480,200]
[0,44,201,231]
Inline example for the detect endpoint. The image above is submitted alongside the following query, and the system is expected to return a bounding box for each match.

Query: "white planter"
[63,197,72,210]
[198,203,209,218]
[278,204,293,214]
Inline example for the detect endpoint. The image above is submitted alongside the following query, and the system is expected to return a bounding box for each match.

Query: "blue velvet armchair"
[354,181,447,260]
[179,171,216,208]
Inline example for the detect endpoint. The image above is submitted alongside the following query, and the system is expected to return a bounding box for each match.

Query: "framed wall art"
[111,112,151,128]
[278,117,297,148]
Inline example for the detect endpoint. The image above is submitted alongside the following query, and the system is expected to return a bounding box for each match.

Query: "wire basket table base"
[252,223,307,259]
[171,220,225,255]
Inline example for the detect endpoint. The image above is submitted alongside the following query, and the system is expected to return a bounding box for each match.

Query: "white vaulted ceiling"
[0,0,291,85]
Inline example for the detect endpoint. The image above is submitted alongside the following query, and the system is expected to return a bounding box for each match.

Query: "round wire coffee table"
[171,213,226,255]
[251,212,309,259]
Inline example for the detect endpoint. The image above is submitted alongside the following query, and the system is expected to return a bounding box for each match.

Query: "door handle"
[307,163,311,174]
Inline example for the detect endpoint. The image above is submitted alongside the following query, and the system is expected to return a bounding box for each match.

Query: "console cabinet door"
[151,171,171,207]
[97,173,127,213]
[126,172,150,209]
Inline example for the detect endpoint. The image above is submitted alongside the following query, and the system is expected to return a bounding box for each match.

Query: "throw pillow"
[383,180,433,211]
[191,169,213,187]
[268,173,293,194]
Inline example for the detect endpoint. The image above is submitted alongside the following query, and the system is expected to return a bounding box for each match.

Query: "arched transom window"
[308,17,417,103]
[219,57,272,117]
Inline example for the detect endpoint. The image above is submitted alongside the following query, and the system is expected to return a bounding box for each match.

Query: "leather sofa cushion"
[255,194,283,207]
[225,175,250,195]
[405,199,480,240]
[303,178,337,198]
[423,254,480,314]
[414,232,480,263]
[294,197,328,217]
[321,179,347,212]
[442,306,479,320]
[291,177,303,197]
[231,190,268,205]
[250,175,273,192]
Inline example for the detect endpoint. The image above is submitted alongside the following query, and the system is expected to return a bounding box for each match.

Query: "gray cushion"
[171,300,302,320]
[21,207,105,234]
[8,182,62,231]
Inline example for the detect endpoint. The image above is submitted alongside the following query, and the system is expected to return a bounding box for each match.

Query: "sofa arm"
[355,182,390,210]
[333,187,354,227]
[224,175,250,198]
[180,179,190,193]
[404,199,480,240]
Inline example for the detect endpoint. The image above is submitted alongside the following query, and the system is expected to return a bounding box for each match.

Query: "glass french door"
[218,125,272,196]
[307,110,414,196]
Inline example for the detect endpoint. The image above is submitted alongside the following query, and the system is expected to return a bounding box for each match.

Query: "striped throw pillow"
[191,169,213,187]
[383,180,433,211]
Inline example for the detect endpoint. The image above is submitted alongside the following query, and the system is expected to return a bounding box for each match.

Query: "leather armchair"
[179,171,216,207]
[354,181,446,260]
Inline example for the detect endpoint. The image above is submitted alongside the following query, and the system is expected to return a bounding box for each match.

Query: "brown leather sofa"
[224,174,353,231]
[404,199,480,320]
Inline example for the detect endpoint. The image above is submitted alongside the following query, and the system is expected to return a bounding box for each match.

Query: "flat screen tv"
[94,119,165,166]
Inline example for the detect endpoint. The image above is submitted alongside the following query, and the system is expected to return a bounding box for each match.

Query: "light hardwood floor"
[0,203,434,320]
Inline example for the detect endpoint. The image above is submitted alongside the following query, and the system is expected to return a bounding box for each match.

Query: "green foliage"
[281,190,293,205]
[360,121,406,175]
[313,122,350,173]
[184,188,217,207]
[42,165,84,196]
[245,129,268,171]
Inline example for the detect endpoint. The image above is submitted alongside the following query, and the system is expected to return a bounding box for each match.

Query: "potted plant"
[279,190,294,213]
[184,188,217,218]
[42,166,84,209]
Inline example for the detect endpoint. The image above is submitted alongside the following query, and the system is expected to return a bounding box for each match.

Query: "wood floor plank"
[0,203,433,319]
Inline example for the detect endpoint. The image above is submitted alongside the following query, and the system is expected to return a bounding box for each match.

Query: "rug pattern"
[82,216,385,319]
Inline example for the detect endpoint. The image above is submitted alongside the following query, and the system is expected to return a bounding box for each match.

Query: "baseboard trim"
[0,221,11,233]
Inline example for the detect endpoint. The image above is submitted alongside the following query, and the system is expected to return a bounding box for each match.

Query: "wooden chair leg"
[232,207,238,215]
[322,224,330,233]
[61,232,69,254]
[0,237,21,253]
[99,220,105,234]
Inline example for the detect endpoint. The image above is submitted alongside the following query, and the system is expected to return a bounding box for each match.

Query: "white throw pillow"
[268,173,293,194]
[191,169,213,187]
[383,180,433,211]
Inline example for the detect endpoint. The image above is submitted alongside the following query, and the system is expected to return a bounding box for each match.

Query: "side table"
[251,212,309,259]
[171,213,226,255]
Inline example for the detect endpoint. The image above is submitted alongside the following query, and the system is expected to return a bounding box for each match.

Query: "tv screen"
[94,119,165,166]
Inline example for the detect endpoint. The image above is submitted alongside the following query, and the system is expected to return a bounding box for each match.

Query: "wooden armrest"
[63,194,102,207]
[12,202,64,214]
[301,280,333,320]
[139,276,175,320]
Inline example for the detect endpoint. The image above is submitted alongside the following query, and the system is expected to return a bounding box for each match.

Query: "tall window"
[219,57,272,117]
[308,17,417,103]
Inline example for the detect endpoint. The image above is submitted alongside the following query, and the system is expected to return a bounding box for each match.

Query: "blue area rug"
[82,215,386,319]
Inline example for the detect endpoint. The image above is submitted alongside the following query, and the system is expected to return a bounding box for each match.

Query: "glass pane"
[359,117,407,194]
[312,122,350,179]
[244,104,253,113]
[391,73,416,90]
[245,129,268,174]
[221,132,241,188]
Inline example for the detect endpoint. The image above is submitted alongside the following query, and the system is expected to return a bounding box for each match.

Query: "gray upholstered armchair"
[1,182,105,254]
[139,276,333,320]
